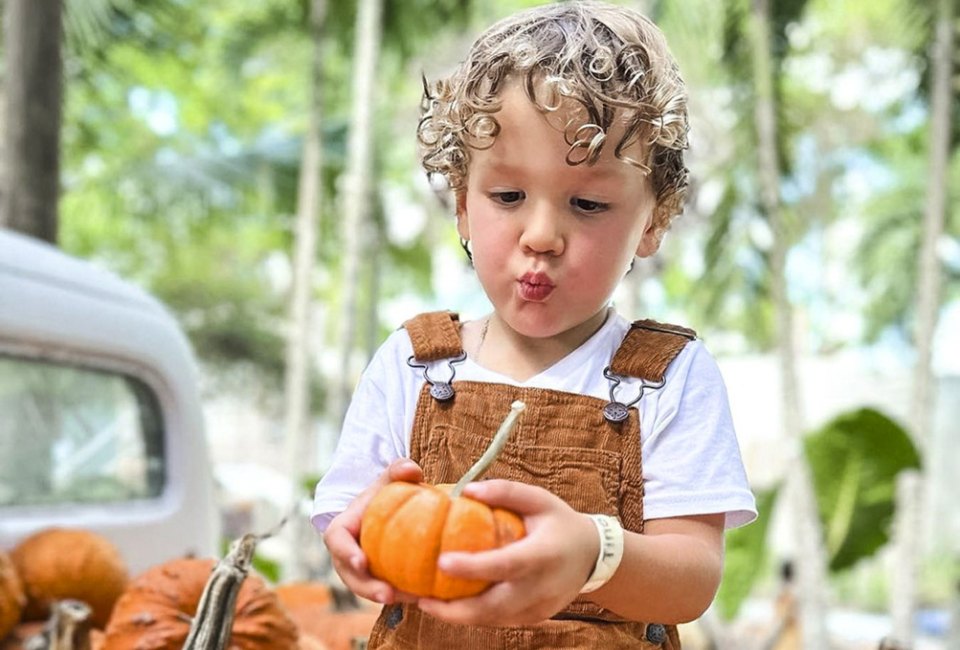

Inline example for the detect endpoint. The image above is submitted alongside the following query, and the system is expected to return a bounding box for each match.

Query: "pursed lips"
[518,272,555,301]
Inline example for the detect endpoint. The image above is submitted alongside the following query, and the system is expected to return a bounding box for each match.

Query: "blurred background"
[0,0,957,648]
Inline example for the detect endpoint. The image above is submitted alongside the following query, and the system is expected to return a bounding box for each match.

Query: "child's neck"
[471,308,611,382]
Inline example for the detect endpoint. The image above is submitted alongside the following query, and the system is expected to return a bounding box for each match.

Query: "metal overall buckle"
[406,352,467,401]
[601,367,666,423]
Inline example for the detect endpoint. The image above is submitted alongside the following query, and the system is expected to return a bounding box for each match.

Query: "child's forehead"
[491,78,645,155]
[467,84,650,180]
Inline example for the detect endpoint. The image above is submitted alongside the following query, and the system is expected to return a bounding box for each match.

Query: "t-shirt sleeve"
[639,341,758,529]
[310,329,413,533]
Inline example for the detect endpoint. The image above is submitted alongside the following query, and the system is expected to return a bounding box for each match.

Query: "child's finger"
[417,585,516,626]
[323,523,366,571]
[344,458,423,522]
[460,478,554,515]
[436,538,536,583]
[386,457,423,483]
[417,585,532,627]
[323,534,402,604]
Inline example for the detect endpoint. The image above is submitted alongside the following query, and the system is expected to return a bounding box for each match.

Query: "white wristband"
[579,514,625,594]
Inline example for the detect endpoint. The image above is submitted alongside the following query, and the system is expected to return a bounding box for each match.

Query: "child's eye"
[490,191,525,205]
[571,197,609,213]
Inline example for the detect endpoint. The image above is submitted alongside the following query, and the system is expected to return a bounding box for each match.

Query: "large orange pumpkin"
[0,548,25,640]
[276,583,378,650]
[359,401,527,600]
[100,557,298,650]
[1,601,93,650]
[296,634,328,650]
[0,621,43,650]
[274,582,333,611]
[10,528,127,629]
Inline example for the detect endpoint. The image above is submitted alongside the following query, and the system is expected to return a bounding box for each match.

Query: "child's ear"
[455,191,470,240]
[635,211,661,258]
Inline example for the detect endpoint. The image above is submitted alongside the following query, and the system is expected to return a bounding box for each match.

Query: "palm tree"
[891,0,955,643]
[1,0,65,243]
[748,1,828,647]
[283,0,329,583]
[325,0,474,432]
[329,0,385,433]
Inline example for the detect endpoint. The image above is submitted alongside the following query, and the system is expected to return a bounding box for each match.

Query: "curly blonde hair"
[418,1,690,244]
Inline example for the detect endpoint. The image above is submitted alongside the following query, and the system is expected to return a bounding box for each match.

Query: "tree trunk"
[363,218,384,360]
[890,0,954,643]
[948,573,960,650]
[749,1,830,648]
[0,0,64,243]
[282,0,327,582]
[328,0,384,437]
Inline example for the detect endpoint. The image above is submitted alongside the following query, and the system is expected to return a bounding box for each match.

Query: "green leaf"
[714,485,780,621]
[804,408,921,572]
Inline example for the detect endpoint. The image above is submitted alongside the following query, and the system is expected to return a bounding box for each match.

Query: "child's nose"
[519,202,564,256]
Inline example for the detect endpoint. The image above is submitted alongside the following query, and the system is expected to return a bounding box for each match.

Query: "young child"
[314,2,757,648]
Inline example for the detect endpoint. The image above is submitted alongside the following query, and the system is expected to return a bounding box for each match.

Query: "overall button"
[645,623,666,644]
[386,605,404,629]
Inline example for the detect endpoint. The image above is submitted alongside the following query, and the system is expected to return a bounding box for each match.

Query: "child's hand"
[322,458,423,605]
[417,479,599,626]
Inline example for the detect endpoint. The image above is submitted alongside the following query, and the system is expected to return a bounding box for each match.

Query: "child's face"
[457,82,659,341]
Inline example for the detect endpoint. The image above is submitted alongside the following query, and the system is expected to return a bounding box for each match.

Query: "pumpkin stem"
[26,599,92,650]
[330,584,362,612]
[451,400,525,497]
[181,533,261,650]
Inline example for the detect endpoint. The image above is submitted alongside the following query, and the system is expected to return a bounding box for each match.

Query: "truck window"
[0,354,166,507]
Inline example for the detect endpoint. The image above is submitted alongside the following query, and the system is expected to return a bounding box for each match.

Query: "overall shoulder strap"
[402,311,463,361]
[609,319,697,382]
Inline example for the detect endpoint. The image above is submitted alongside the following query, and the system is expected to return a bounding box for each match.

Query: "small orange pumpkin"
[360,401,527,600]
[101,556,298,650]
[0,548,25,640]
[10,528,127,629]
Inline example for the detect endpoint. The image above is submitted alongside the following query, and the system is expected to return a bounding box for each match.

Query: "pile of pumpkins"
[0,528,379,650]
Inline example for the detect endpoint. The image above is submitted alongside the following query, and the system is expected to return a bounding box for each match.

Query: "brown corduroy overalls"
[368,311,696,650]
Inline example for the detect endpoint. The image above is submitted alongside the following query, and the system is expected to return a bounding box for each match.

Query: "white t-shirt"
[312,311,757,532]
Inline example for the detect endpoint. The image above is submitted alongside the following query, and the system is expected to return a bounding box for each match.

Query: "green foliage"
[715,486,780,621]
[717,407,922,619]
[56,0,451,387]
[326,0,473,60]
[857,114,960,342]
[830,555,891,612]
[301,473,324,497]
[804,407,921,572]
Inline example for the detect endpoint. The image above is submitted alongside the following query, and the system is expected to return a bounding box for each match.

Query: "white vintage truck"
[0,228,220,574]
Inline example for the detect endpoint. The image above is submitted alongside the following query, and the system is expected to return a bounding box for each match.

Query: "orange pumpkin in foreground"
[0,548,25,641]
[274,581,333,611]
[10,528,127,629]
[0,621,43,650]
[360,401,528,600]
[101,557,298,650]
[360,481,525,600]
[276,582,379,650]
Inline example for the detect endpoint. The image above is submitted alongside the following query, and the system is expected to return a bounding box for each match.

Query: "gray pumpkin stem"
[26,599,92,650]
[183,518,286,650]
